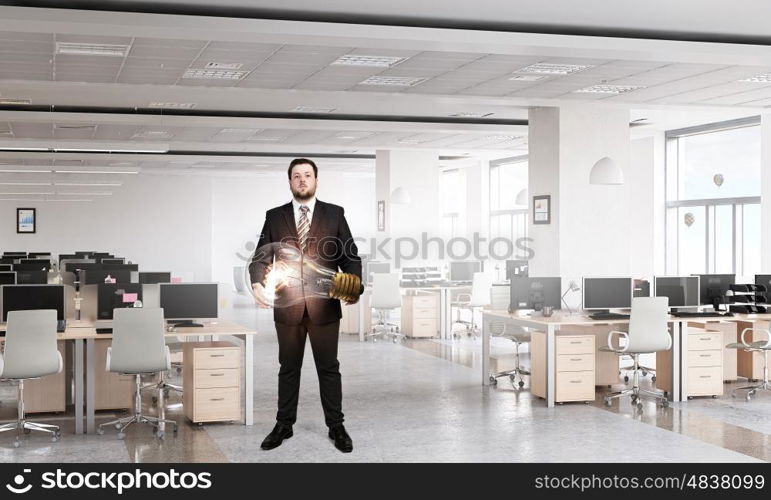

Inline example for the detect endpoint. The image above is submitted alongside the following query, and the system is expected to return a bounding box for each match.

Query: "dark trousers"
[274,309,344,427]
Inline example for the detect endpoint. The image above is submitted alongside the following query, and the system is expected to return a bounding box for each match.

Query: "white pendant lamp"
[589,156,624,185]
[515,188,528,206]
[390,186,412,204]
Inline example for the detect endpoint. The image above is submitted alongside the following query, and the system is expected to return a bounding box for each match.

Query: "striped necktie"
[297,204,310,253]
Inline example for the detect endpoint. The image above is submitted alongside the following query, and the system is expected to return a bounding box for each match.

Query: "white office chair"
[728,328,771,401]
[490,323,531,388]
[451,272,492,339]
[0,310,63,447]
[365,273,403,343]
[97,308,177,439]
[601,297,671,411]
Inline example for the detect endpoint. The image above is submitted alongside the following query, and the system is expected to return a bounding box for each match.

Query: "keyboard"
[589,312,630,320]
[96,328,113,334]
[671,311,734,318]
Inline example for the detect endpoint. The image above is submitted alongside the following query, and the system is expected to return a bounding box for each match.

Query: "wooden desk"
[62,320,256,434]
[481,310,689,407]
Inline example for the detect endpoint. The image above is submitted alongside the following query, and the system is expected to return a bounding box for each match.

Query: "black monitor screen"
[19,259,52,270]
[0,258,15,265]
[14,263,51,272]
[3,253,27,257]
[84,269,132,285]
[100,258,125,265]
[583,278,633,310]
[654,277,699,307]
[97,283,143,320]
[0,264,12,272]
[139,272,171,284]
[755,275,771,292]
[15,271,48,285]
[102,263,138,272]
[0,272,16,285]
[58,254,79,263]
[450,261,482,282]
[160,283,218,320]
[695,274,735,307]
[2,285,65,321]
[63,262,100,273]
[510,277,561,311]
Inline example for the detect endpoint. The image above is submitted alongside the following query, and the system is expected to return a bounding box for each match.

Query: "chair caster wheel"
[624,376,629,382]
[518,380,525,388]
[604,398,612,407]
[662,400,669,408]
[51,435,60,443]
[651,376,656,382]
[13,439,20,448]
[117,432,126,440]
[115,423,122,430]
[24,428,31,434]
[636,402,643,410]
[392,338,397,343]
[173,427,178,434]
[711,395,717,399]
[157,432,165,440]
[97,428,104,435]
[746,394,753,402]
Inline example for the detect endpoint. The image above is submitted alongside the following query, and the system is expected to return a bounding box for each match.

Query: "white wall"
[210,171,376,287]
[0,174,213,281]
[628,135,666,277]
[762,114,771,272]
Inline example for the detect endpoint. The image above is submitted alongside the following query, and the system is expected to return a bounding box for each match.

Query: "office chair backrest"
[109,308,168,374]
[469,272,493,307]
[371,273,401,309]
[627,297,672,353]
[1,310,61,379]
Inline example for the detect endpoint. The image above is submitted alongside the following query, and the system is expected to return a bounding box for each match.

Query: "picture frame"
[377,200,386,231]
[17,207,36,234]
[532,195,551,225]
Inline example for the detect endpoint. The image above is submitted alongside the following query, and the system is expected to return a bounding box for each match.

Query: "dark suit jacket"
[249,200,362,326]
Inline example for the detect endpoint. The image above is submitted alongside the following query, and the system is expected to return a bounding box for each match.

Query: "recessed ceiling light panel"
[183,69,248,80]
[292,106,337,113]
[449,112,495,118]
[331,55,406,68]
[574,84,645,94]
[205,62,243,70]
[515,63,592,75]
[359,76,428,87]
[148,102,197,109]
[55,42,130,57]
[738,73,771,83]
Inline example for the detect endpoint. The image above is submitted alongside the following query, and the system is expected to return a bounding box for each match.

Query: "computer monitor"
[102,263,138,272]
[19,259,52,270]
[14,270,48,284]
[139,272,172,284]
[449,261,482,282]
[1,284,65,321]
[159,283,218,327]
[0,258,15,265]
[14,262,51,272]
[96,283,143,320]
[0,264,12,272]
[58,253,79,263]
[755,275,771,292]
[74,252,95,258]
[695,274,735,310]
[0,272,16,285]
[84,269,132,285]
[509,277,561,311]
[100,258,125,265]
[654,276,700,308]
[505,260,529,280]
[582,278,633,310]
[63,261,99,273]
[3,252,27,257]
[28,252,51,259]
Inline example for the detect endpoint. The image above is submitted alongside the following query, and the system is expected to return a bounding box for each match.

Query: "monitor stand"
[591,309,610,314]
[711,297,725,312]
[168,320,204,328]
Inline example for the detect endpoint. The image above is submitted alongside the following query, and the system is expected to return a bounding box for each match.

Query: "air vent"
[359,76,428,87]
[55,42,130,57]
[508,75,547,82]
[515,63,593,75]
[331,55,406,68]
[0,98,32,105]
[574,84,645,94]
[205,62,244,70]
[183,69,248,80]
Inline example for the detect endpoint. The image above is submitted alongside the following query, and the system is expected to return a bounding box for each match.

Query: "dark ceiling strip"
[0,104,527,126]
[0,1,767,46]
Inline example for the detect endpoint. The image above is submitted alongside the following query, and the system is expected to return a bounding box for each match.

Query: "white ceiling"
[0,2,764,190]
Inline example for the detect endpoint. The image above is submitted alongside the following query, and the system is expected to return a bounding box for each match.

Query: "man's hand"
[252,283,273,309]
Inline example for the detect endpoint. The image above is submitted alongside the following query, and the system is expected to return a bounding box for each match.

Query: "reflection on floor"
[0,302,767,462]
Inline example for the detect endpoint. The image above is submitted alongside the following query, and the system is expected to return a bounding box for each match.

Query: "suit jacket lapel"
[309,200,326,240]
[280,203,298,239]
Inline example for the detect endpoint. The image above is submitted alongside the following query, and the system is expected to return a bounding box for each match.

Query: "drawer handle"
[699,354,711,358]
[699,375,711,379]
[209,398,225,401]
[569,358,583,362]
[209,373,225,377]
[699,337,712,341]
[210,354,225,358]
[569,341,582,344]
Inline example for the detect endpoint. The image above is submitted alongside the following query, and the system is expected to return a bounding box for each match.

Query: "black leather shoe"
[261,423,293,450]
[328,424,353,453]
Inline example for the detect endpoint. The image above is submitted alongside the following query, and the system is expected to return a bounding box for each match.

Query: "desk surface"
[483,309,771,326]
[0,319,256,340]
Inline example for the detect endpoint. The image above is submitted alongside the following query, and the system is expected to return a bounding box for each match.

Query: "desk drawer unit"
[532,333,596,403]
[401,294,439,338]
[685,330,723,398]
[184,342,241,423]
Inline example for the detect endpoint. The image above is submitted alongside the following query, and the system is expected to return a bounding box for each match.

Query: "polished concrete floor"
[0,300,769,463]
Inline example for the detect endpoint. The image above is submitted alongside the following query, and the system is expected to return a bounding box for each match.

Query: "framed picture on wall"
[17,207,36,234]
[377,200,386,231]
[532,195,550,225]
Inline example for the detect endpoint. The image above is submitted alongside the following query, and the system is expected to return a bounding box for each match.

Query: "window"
[665,118,761,277]
[439,168,466,238]
[489,157,528,247]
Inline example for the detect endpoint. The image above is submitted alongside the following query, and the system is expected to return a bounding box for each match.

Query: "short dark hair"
[288,158,318,179]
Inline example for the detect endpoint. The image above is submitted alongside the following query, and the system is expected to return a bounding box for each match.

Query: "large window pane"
[678,206,706,275]
[713,205,733,273]
[679,126,760,200]
[742,204,761,277]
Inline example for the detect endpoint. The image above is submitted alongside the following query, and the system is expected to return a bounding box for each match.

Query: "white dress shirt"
[292,196,316,228]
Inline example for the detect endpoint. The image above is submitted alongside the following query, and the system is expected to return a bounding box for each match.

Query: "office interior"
[0,1,771,463]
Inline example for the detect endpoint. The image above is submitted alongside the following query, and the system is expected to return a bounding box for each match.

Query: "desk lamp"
[561,280,581,314]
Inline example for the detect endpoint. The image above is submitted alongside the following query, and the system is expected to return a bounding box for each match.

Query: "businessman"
[250,158,361,453]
